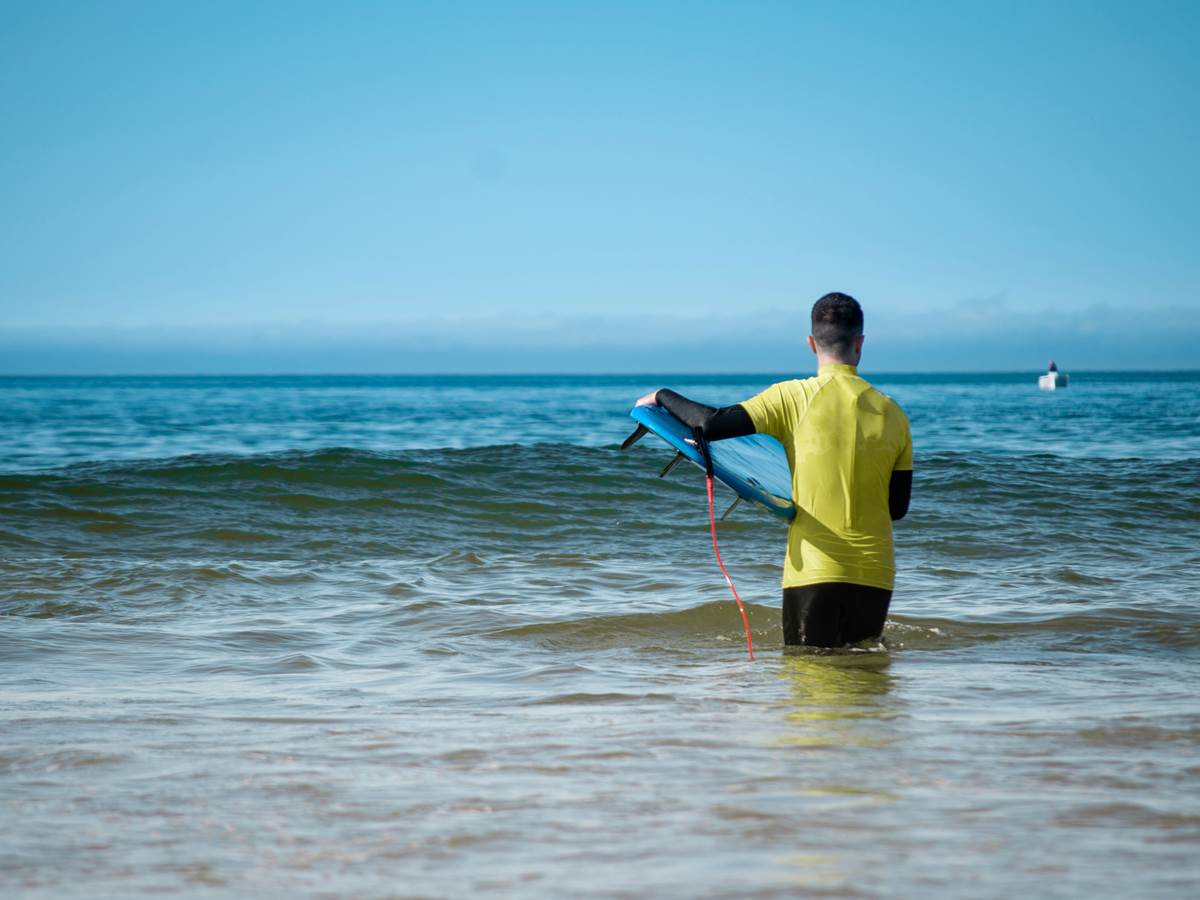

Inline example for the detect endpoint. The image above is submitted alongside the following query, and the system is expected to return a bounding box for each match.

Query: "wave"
[1,447,1196,607]
[4,445,1197,507]
[4,442,1200,482]
[486,601,1200,652]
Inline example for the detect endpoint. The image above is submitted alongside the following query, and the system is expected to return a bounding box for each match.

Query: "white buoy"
[1038,360,1069,390]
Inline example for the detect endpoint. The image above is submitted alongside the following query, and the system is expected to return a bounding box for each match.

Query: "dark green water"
[2,374,1198,897]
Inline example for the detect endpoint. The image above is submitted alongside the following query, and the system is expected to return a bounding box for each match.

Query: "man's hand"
[635,390,660,407]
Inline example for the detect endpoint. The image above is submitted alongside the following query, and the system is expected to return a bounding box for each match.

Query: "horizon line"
[2,367,1198,379]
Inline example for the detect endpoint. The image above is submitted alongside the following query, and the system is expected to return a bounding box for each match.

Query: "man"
[635,292,912,648]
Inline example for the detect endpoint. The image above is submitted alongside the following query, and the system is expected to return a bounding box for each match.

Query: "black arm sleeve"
[889,470,912,521]
[656,389,756,441]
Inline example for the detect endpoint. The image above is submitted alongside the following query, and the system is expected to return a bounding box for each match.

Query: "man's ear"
[807,335,818,354]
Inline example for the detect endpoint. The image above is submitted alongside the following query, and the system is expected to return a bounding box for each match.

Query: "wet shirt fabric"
[740,364,912,591]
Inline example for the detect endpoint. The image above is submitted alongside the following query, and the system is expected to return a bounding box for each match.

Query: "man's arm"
[890,413,914,521]
[889,470,912,521]
[638,389,756,441]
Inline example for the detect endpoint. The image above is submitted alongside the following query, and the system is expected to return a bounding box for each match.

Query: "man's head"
[808,292,865,365]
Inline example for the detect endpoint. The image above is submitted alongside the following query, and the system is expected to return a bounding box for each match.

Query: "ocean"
[1,372,1198,898]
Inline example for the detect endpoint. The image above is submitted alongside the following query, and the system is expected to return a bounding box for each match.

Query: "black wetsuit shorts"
[782,583,892,647]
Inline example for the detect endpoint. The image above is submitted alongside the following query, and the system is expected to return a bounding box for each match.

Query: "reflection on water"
[773,652,902,891]
[776,650,898,748]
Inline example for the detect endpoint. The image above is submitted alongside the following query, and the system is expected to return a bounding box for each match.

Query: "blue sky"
[1,1,1197,372]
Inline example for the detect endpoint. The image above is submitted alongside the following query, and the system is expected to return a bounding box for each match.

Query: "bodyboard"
[628,405,795,521]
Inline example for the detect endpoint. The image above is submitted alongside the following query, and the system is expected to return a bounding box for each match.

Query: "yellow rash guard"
[740,364,912,590]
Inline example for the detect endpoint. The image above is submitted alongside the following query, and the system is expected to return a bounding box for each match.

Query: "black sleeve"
[889,469,912,521]
[656,389,756,441]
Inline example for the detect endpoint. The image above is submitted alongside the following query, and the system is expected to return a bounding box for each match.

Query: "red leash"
[706,474,754,660]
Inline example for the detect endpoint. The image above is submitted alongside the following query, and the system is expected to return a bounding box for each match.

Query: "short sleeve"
[895,414,913,471]
[739,382,792,442]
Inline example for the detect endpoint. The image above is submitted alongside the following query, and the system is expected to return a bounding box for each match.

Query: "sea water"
[1,373,1197,898]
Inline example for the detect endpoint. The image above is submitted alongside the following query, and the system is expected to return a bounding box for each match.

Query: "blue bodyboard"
[629,405,795,521]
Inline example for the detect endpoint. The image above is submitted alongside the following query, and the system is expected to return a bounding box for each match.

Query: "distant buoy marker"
[1038,359,1069,390]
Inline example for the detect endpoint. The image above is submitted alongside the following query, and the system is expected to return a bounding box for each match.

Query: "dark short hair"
[811,292,863,354]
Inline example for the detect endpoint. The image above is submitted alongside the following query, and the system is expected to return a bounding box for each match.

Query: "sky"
[1,0,1198,373]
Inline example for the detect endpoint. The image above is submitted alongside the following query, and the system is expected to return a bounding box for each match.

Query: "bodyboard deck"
[627,405,795,521]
